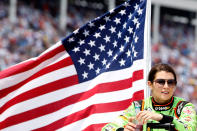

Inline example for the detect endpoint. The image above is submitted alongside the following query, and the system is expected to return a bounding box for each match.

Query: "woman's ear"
[147,81,153,90]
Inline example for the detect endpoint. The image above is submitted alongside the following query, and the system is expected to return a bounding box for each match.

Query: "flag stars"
[83,49,91,56]
[79,39,85,45]
[119,45,124,52]
[123,22,127,29]
[88,22,94,27]
[119,59,126,66]
[132,17,139,25]
[104,16,111,22]
[124,2,130,7]
[109,26,116,33]
[114,18,121,24]
[136,22,140,29]
[134,50,138,57]
[93,53,100,61]
[105,63,110,69]
[134,36,139,43]
[137,8,143,15]
[102,58,107,65]
[117,31,122,38]
[83,30,89,37]
[73,47,80,53]
[113,40,118,47]
[73,29,79,34]
[78,57,85,65]
[63,1,146,82]
[96,67,101,75]
[99,44,105,52]
[134,3,139,10]
[126,49,131,57]
[128,13,132,19]
[94,32,101,38]
[104,35,110,43]
[107,49,113,57]
[113,54,118,60]
[119,9,126,16]
[82,71,88,79]
[128,26,133,34]
[132,46,138,57]
[88,40,96,47]
[124,36,130,43]
[88,62,94,70]
[99,25,105,31]
[68,37,74,42]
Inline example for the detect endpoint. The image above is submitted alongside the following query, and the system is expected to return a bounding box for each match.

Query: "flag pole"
[144,0,152,99]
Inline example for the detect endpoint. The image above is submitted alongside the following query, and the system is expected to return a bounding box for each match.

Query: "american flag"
[0,0,151,130]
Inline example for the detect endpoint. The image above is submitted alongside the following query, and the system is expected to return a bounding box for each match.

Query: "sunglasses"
[153,79,177,87]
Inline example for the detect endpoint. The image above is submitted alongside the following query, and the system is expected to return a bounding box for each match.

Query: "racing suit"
[102,96,197,131]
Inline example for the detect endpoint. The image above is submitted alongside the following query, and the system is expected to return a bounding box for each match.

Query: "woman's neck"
[152,97,173,105]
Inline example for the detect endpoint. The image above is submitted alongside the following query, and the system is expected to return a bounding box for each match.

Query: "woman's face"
[148,71,176,104]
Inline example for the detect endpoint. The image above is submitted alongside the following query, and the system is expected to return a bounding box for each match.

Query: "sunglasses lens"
[154,79,176,87]
[167,80,176,86]
[155,79,165,86]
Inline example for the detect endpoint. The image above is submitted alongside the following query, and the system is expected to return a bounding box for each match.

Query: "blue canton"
[62,0,146,83]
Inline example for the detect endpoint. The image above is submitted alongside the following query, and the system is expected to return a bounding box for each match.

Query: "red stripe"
[133,70,143,81]
[0,57,73,99]
[0,70,143,129]
[0,45,65,79]
[0,69,142,115]
[33,90,144,131]
[131,90,144,101]
[83,123,106,131]
[84,91,144,131]
[0,75,79,115]
[33,99,132,131]
[0,74,139,129]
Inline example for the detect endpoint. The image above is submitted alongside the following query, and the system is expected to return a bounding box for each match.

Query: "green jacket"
[102,96,197,131]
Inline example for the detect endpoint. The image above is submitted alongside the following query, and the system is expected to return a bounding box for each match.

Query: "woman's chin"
[160,95,172,102]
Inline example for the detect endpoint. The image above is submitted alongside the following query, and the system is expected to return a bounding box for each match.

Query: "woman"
[102,63,197,131]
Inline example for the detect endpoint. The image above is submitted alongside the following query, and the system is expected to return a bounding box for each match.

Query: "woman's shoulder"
[173,96,195,108]
[173,96,185,101]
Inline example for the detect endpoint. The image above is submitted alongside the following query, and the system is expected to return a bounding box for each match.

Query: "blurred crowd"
[0,1,103,70]
[0,1,197,111]
[152,21,197,110]
[0,1,60,69]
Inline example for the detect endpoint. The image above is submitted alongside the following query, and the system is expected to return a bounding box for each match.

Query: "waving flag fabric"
[0,0,151,130]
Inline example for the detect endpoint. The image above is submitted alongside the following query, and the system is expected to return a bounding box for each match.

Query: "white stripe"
[0,50,67,90]
[57,111,123,131]
[0,60,144,121]
[2,83,143,130]
[0,64,76,108]
[0,59,144,108]
[38,41,62,56]
[0,71,143,123]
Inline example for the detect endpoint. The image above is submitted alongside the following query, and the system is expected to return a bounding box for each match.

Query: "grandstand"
[0,0,197,112]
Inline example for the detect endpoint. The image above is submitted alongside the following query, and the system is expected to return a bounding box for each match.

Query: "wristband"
[159,114,174,123]
[116,127,124,131]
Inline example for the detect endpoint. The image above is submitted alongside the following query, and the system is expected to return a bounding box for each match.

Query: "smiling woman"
[148,64,177,104]
[102,63,197,131]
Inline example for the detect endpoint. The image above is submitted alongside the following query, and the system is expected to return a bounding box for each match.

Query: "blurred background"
[0,0,197,112]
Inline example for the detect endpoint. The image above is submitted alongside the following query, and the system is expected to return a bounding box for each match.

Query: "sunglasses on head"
[153,79,177,87]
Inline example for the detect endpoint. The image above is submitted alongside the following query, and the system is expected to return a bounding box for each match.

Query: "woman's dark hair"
[148,63,177,84]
